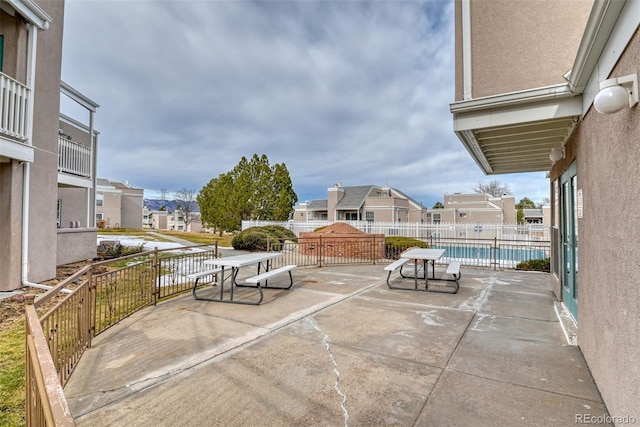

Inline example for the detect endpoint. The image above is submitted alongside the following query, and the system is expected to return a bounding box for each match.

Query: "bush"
[516,258,550,272]
[384,237,429,259]
[232,226,297,251]
[98,243,146,259]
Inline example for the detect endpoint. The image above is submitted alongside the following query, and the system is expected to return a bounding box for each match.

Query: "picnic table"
[385,248,460,294]
[190,252,296,305]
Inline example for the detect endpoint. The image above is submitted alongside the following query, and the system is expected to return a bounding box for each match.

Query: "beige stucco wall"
[25,0,65,283]
[99,192,122,227]
[0,7,28,82]
[0,162,24,291]
[56,228,97,265]
[550,28,640,420]
[121,191,143,229]
[58,186,88,227]
[469,0,591,98]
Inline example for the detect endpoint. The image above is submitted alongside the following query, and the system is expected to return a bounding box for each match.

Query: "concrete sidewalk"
[64,265,610,426]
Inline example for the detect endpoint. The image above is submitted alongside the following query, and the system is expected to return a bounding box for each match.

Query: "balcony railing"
[0,72,31,141]
[58,135,92,178]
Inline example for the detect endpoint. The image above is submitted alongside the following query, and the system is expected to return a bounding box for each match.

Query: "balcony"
[0,73,33,162]
[0,72,30,141]
[57,133,93,187]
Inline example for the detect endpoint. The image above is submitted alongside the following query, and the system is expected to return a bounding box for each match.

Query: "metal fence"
[24,244,218,426]
[267,235,550,270]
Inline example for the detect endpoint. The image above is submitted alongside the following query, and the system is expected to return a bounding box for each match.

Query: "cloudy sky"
[60,0,549,208]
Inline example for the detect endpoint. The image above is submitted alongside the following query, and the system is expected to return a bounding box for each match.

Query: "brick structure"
[299,223,384,259]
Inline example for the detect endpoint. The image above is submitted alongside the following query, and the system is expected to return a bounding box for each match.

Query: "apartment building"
[96,178,144,229]
[1,0,99,291]
[294,183,428,223]
[450,0,639,417]
[427,193,517,224]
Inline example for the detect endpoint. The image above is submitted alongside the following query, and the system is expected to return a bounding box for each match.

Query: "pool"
[432,245,547,264]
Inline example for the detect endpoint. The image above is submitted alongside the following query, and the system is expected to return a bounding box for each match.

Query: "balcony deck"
[64,266,610,426]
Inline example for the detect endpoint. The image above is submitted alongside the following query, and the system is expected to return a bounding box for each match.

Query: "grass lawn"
[0,321,25,427]
[98,228,235,247]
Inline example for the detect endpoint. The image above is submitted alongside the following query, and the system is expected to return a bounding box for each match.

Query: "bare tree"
[174,188,198,230]
[474,180,511,197]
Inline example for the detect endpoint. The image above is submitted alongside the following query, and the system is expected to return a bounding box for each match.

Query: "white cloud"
[62,0,550,208]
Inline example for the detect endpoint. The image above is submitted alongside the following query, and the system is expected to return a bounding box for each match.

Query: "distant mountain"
[143,199,200,213]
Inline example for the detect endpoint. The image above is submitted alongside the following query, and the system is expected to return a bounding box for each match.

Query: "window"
[96,213,103,220]
[433,213,441,224]
[96,193,104,207]
[365,212,374,221]
[459,212,467,218]
[56,199,61,228]
[345,212,359,220]
[0,35,3,71]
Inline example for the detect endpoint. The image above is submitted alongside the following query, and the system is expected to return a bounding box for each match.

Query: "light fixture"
[549,147,564,163]
[594,73,638,114]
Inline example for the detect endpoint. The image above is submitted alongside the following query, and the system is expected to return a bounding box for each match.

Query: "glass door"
[561,162,578,321]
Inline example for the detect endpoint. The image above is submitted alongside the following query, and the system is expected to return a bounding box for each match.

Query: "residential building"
[166,208,203,232]
[426,193,516,224]
[0,0,99,291]
[450,0,639,417]
[294,182,428,223]
[96,179,143,229]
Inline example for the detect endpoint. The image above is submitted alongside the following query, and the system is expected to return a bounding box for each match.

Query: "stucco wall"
[553,29,640,420]
[26,0,65,283]
[469,0,591,98]
[56,228,98,266]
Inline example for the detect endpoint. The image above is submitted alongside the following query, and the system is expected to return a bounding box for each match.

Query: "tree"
[198,154,298,233]
[474,180,511,197]
[432,201,444,209]
[516,197,536,224]
[174,188,198,230]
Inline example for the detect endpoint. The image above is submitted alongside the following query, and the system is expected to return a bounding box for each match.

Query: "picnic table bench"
[192,252,296,305]
[385,248,461,294]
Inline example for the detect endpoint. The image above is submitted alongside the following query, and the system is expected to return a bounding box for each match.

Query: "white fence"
[242,220,550,242]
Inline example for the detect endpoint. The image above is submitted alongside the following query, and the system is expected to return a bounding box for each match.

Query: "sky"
[60,0,550,208]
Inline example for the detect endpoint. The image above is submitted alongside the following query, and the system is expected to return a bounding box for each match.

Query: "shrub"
[384,237,429,259]
[99,243,146,259]
[232,226,297,251]
[516,258,550,272]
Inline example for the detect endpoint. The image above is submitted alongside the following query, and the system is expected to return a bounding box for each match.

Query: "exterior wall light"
[594,74,638,114]
[549,147,564,163]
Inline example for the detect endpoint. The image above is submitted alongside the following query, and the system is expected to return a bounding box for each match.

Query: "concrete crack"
[306,317,349,427]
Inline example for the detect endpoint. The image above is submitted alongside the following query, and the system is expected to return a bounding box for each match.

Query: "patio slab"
[63,265,611,426]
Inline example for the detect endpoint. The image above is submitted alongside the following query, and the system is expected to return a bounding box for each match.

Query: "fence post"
[493,237,498,271]
[318,236,323,268]
[86,263,94,348]
[153,247,159,305]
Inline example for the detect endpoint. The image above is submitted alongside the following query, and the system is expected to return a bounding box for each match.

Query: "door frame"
[561,161,578,322]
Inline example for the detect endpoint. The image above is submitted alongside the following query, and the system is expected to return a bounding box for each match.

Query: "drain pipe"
[20,22,70,294]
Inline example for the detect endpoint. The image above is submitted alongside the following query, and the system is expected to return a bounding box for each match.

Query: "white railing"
[242,220,551,242]
[58,136,92,178]
[0,73,30,141]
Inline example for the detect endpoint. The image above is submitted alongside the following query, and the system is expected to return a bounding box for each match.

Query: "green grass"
[98,228,235,247]
[0,321,26,427]
[156,230,234,246]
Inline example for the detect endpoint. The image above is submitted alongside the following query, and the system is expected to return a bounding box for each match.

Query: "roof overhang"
[2,0,52,30]
[450,84,582,175]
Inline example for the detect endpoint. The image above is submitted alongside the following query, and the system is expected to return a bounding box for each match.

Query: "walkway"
[64,266,610,426]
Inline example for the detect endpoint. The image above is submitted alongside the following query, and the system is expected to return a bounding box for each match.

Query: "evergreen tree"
[198,154,298,233]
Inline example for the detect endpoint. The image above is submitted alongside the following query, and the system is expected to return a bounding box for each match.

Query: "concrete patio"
[64,265,611,426]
